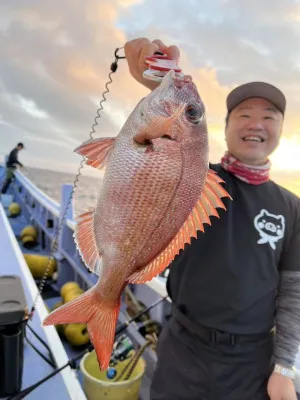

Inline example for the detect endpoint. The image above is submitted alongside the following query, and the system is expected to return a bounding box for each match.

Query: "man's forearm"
[274,270,300,368]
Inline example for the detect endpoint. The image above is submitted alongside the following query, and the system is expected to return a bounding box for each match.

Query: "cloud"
[118,0,300,195]
[0,0,299,196]
[270,133,300,171]
[119,0,300,132]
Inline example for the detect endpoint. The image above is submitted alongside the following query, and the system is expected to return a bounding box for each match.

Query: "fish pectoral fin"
[134,107,184,144]
[128,169,232,284]
[73,209,103,275]
[74,137,115,169]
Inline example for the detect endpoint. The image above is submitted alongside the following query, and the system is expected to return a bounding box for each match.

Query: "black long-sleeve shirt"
[167,162,300,367]
[6,148,22,168]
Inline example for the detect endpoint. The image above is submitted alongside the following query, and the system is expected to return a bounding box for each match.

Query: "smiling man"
[224,82,284,165]
[220,82,285,186]
[124,38,300,400]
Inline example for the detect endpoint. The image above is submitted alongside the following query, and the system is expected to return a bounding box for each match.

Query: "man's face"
[225,97,284,165]
[17,145,23,151]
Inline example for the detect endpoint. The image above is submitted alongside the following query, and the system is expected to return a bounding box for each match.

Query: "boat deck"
[1,165,300,399]
[0,167,162,400]
[0,201,87,400]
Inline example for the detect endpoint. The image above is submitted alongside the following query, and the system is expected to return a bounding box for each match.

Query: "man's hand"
[124,38,180,91]
[267,372,297,400]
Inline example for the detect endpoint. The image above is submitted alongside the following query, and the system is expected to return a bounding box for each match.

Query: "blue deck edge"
[0,202,87,400]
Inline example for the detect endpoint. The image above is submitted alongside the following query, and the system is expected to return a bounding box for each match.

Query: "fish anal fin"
[74,209,102,275]
[74,137,115,169]
[128,169,231,284]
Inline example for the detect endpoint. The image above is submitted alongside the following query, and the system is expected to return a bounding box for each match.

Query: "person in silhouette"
[1,142,25,194]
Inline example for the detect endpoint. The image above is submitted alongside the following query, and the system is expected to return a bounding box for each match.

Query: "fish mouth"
[173,74,193,88]
[162,70,195,91]
[173,73,197,94]
[169,71,199,100]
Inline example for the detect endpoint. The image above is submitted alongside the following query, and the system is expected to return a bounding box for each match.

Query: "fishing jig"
[143,52,184,82]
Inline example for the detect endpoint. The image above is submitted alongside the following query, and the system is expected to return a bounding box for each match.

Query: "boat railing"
[0,190,88,400]
[16,169,61,217]
[3,166,170,392]
[8,167,169,300]
[3,164,300,395]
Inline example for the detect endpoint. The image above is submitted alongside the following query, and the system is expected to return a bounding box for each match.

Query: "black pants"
[1,168,15,194]
[1,177,12,194]
[150,314,274,400]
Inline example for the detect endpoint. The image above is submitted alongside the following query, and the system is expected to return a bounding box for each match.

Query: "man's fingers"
[152,40,180,60]
[138,42,160,72]
[124,38,155,79]
[152,39,168,51]
[125,37,149,63]
[124,37,181,90]
[166,45,180,61]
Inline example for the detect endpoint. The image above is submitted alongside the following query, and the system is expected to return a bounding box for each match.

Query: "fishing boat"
[0,161,172,400]
[0,162,300,400]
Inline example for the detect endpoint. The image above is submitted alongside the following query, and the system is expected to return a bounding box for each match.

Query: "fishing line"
[26,322,57,368]
[26,45,174,315]
[10,46,173,398]
[28,47,126,317]
[6,47,127,398]
[24,334,56,369]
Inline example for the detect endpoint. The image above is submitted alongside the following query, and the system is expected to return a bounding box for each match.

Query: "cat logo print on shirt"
[254,209,285,250]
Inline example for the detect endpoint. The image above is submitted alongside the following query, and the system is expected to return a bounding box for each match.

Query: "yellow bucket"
[79,350,146,400]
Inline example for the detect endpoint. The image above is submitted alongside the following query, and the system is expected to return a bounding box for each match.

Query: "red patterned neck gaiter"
[220,151,271,185]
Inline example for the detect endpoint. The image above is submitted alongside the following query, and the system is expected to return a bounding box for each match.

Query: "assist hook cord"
[10,46,127,398]
[29,47,126,318]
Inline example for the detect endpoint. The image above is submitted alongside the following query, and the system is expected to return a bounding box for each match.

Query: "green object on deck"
[80,350,146,400]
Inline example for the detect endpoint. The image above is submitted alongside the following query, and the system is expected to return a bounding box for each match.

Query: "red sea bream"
[43,70,231,370]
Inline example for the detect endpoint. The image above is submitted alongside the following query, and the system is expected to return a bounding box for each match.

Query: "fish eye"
[185,103,203,124]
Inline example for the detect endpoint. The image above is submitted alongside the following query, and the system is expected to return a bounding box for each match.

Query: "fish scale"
[96,146,179,262]
[43,70,232,371]
[100,163,177,267]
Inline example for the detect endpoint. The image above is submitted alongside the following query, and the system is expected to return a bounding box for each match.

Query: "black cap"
[226,82,286,115]
[17,142,25,148]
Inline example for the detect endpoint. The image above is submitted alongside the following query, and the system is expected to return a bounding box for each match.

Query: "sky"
[0,0,300,194]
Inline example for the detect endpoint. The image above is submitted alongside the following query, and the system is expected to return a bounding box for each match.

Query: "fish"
[43,70,231,370]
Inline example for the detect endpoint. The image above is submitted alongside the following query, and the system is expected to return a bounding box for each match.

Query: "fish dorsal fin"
[74,137,115,169]
[128,169,232,284]
[73,208,102,275]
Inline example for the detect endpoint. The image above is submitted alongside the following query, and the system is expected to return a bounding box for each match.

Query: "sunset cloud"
[0,0,299,195]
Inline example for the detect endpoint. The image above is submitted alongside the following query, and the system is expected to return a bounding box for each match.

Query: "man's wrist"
[273,363,296,380]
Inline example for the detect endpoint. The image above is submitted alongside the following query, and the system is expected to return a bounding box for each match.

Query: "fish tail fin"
[43,289,120,370]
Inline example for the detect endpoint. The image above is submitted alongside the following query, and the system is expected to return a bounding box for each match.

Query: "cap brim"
[226,82,286,115]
